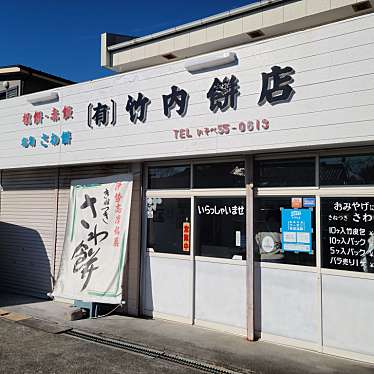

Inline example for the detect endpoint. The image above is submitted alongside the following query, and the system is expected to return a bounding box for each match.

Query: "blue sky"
[2,1,258,82]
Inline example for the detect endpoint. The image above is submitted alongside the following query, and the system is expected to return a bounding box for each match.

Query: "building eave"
[107,0,287,52]
[102,0,374,73]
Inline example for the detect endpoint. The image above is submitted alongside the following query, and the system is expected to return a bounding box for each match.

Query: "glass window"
[320,154,374,186]
[255,158,316,187]
[148,165,190,189]
[321,197,374,273]
[147,198,190,255]
[195,197,246,259]
[193,161,245,188]
[254,197,316,266]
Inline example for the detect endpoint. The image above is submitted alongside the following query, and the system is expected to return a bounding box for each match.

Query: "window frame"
[254,156,317,188]
[194,195,247,260]
[147,164,191,190]
[143,157,246,264]
[256,150,374,281]
[143,147,374,278]
[254,145,374,189]
[253,194,317,267]
[146,196,192,256]
[193,160,246,189]
[319,153,374,187]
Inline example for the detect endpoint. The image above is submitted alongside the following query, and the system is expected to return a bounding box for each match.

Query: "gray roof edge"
[107,0,292,52]
[0,64,75,84]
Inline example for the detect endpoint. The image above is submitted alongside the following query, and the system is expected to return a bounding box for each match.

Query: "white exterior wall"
[257,267,320,344]
[2,12,374,170]
[142,255,193,321]
[322,274,374,358]
[194,259,247,335]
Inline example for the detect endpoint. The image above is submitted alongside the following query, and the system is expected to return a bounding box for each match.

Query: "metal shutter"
[0,163,133,299]
[0,167,58,298]
[54,163,131,278]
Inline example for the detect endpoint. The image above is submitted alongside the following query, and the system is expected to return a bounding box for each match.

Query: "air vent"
[247,29,265,39]
[162,53,177,60]
[6,86,19,99]
[352,1,372,12]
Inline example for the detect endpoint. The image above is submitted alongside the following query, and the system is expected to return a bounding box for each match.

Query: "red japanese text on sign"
[50,107,60,122]
[113,181,123,247]
[33,111,43,125]
[22,113,32,126]
[22,106,74,126]
[62,105,74,120]
[182,222,190,252]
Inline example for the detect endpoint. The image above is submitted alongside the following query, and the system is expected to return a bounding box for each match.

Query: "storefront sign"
[321,197,374,273]
[86,66,294,130]
[183,222,190,252]
[19,65,294,152]
[173,119,269,140]
[22,106,73,126]
[197,204,245,215]
[21,131,72,148]
[52,174,133,304]
[21,105,74,149]
[281,208,312,254]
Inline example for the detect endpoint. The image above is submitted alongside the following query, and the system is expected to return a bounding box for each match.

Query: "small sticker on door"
[291,197,302,209]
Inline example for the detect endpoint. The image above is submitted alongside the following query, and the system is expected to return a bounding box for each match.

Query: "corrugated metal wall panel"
[0,167,58,298]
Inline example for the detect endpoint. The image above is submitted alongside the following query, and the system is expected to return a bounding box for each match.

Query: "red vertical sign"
[182,222,190,252]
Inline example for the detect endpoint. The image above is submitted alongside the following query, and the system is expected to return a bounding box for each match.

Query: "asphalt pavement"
[1,292,374,374]
[0,318,201,374]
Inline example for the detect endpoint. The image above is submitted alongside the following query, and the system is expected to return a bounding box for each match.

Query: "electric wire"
[92,303,122,319]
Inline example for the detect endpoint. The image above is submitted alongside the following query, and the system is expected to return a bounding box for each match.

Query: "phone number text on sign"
[172,119,270,140]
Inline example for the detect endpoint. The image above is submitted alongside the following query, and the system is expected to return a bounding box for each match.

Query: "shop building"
[0,0,374,364]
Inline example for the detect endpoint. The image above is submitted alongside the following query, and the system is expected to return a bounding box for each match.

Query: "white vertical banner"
[53,174,133,304]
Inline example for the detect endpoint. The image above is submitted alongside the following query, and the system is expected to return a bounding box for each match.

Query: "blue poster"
[281,208,313,254]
